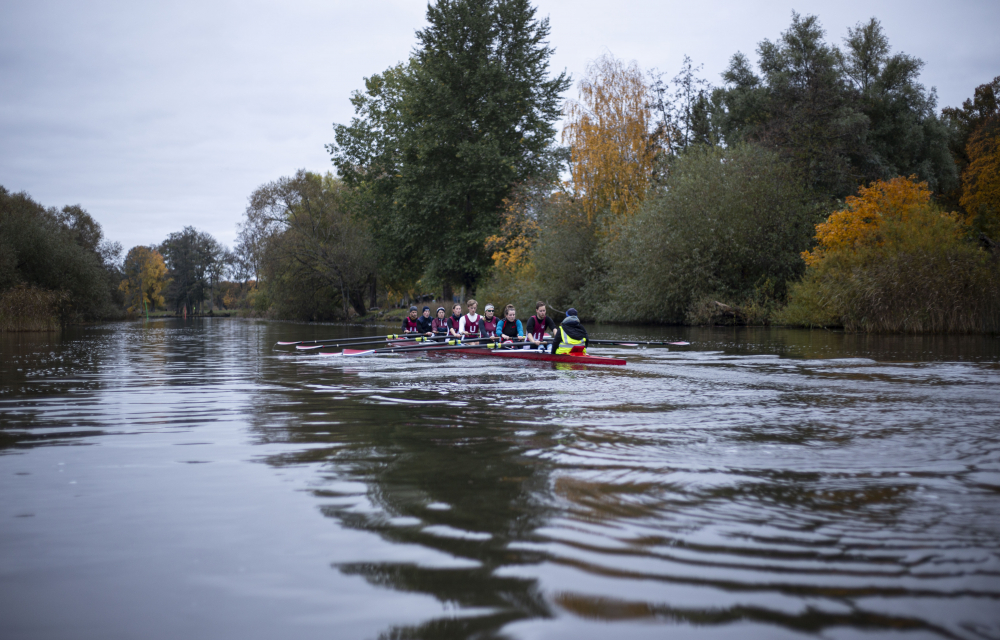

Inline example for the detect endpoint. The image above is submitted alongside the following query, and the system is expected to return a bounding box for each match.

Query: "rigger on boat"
[276,300,690,366]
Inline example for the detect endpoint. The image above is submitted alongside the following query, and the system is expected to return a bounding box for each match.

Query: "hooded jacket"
[552,314,588,352]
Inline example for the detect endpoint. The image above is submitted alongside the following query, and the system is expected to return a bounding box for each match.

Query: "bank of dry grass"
[0,285,66,332]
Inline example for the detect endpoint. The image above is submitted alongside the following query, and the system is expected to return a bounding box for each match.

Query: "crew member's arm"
[526,317,539,344]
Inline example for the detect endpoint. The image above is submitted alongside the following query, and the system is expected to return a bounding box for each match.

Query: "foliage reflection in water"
[1,320,998,640]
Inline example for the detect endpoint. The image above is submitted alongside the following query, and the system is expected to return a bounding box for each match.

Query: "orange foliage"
[119,246,168,313]
[562,55,656,221]
[959,117,1000,235]
[486,199,539,272]
[803,176,941,267]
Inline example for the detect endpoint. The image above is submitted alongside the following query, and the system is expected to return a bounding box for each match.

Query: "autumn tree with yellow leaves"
[119,246,168,315]
[783,176,1000,332]
[959,116,1000,238]
[563,55,658,221]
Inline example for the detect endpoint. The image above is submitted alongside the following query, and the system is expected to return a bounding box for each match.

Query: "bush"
[781,176,1000,332]
[597,143,821,323]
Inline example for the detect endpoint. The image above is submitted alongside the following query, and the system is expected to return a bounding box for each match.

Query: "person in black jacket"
[551,308,589,355]
[416,306,434,335]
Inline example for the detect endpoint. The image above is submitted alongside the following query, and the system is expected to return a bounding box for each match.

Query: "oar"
[276,333,425,346]
[319,339,538,357]
[588,339,690,346]
[295,335,442,350]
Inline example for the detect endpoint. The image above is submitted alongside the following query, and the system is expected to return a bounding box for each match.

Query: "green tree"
[0,186,122,322]
[332,0,570,295]
[712,13,956,199]
[242,171,376,319]
[329,62,419,295]
[713,13,866,198]
[841,18,956,193]
[159,227,224,314]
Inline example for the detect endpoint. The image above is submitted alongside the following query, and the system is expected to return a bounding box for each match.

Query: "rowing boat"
[440,347,626,366]
[340,344,626,365]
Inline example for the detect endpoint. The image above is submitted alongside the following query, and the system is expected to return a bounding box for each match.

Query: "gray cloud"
[2,0,996,251]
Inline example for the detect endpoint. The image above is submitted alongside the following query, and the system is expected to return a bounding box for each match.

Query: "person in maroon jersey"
[525,301,556,350]
[401,306,420,333]
[480,303,498,337]
[447,303,463,338]
[458,299,482,338]
[431,307,450,337]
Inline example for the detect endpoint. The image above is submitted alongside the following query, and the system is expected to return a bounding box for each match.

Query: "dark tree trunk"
[442,283,453,306]
[348,285,368,317]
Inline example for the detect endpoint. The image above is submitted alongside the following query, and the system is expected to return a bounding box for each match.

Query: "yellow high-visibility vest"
[555,325,587,355]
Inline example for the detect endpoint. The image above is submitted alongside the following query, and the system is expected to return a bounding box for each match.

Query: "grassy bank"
[0,285,64,332]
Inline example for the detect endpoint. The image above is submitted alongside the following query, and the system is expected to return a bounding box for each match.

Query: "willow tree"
[562,54,657,221]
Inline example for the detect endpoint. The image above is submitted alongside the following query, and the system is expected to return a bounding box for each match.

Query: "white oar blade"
[316,351,343,357]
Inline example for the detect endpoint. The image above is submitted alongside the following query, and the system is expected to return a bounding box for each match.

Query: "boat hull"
[434,347,626,366]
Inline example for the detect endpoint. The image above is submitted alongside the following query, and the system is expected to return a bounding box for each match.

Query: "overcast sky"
[2,0,997,251]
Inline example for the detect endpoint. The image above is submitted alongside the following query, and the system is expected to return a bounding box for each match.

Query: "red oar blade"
[667,341,690,346]
[342,349,375,356]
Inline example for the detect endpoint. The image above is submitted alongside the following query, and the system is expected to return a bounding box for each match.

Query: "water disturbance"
[1,319,999,640]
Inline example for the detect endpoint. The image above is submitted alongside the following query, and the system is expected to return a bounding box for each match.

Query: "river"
[1,319,998,639]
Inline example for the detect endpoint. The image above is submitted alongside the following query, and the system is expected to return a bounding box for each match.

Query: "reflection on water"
[1,320,999,640]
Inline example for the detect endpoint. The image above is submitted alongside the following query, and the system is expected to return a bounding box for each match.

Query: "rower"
[481,304,498,338]
[431,307,450,337]
[458,299,481,340]
[525,301,556,351]
[416,306,434,336]
[401,306,420,334]
[447,303,463,338]
[496,305,524,344]
[552,307,588,355]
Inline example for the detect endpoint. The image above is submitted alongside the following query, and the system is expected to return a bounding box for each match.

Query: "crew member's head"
[535,301,546,318]
[484,303,494,318]
[422,306,431,318]
[452,303,462,316]
[436,307,446,319]
[505,305,516,321]
[408,306,418,319]
[466,299,477,314]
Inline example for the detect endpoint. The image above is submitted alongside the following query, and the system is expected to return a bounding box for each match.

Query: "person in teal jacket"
[495,305,524,343]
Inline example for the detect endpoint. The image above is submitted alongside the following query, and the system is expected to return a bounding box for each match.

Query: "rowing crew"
[402,300,589,355]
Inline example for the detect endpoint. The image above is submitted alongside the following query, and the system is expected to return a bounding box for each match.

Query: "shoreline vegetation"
[3,4,998,334]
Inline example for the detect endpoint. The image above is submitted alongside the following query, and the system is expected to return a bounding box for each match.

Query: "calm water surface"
[1,319,999,640]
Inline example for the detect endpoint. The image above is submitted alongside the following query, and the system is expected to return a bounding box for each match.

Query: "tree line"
[234,3,996,331]
[4,2,997,331]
